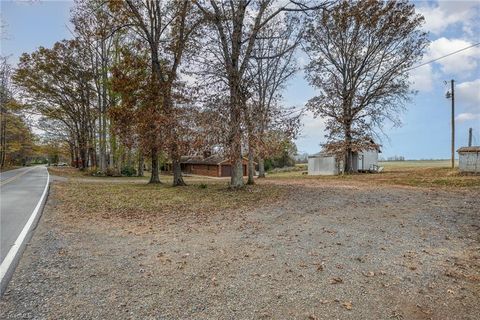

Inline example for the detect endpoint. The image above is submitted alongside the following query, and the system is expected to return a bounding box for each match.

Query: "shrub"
[268,166,305,174]
[121,165,137,177]
[106,168,121,177]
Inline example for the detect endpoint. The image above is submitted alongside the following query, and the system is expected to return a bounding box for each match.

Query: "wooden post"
[450,79,455,169]
[468,128,473,147]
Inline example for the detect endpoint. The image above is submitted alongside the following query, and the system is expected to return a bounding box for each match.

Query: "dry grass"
[268,166,480,189]
[3,165,479,319]
[52,179,285,224]
[0,166,21,173]
[48,163,480,190]
[378,159,458,169]
[49,167,287,224]
[48,166,94,178]
[48,166,151,180]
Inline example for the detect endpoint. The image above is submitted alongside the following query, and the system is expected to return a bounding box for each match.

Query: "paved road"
[0,166,49,263]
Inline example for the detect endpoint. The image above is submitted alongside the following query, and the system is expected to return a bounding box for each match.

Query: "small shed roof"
[308,152,335,158]
[457,146,480,153]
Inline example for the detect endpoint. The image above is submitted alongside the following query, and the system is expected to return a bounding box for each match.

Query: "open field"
[1,167,479,319]
[378,159,458,169]
[271,161,480,189]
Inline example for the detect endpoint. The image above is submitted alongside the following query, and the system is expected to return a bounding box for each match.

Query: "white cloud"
[416,1,479,35]
[455,113,480,123]
[455,79,480,122]
[295,111,327,154]
[409,2,480,90]
[408,37,480,92]
[425,37,480,77]
[409,63,434,92]
[457,79,480,108]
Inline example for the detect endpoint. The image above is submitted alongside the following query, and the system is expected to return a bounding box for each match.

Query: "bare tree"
[304,0,428,172]
[37,117,77,165]
[247,13,301,181]
[0,57,14,168]
[194,0,326,188]
[72,0,119,173]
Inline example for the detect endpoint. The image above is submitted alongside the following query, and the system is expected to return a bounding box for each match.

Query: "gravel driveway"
[1,179,479,319]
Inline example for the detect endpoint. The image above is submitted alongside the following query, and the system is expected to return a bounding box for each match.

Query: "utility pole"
[468,128,473,147]
[450,80,455,169]
[445,79,455,169]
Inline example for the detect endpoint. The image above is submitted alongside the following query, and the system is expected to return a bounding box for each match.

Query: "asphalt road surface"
[0,166,49,263]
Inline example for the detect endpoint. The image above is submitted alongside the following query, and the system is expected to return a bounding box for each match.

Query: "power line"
[405,42,480,72]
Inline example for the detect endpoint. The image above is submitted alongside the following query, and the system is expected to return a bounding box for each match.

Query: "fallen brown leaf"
[330,277,343,284]
[342,301,352,310]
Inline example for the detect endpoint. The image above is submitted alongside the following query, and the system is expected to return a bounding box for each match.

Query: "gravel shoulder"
[1,177,479,319]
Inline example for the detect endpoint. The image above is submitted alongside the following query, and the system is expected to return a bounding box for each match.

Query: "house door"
[221,165,231,177]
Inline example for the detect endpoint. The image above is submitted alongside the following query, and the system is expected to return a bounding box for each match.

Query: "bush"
[198,183,208,189]
[268,166,305,174]
[264,159,273,172]
[90,168,122,177]
[106,168,121,177]
[85,168,99,176]
[121,165,137,177]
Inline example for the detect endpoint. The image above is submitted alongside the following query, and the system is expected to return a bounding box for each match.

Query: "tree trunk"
[343,123,354,174]
[99,39,109,173]
[344,146,355,173]
[74,146,79,168]
[0,112,6,169]
[89,147,96,169]
[229,85,244,188]
[258,158,265,178]
[172,158,186,186]
[109,128,116,170]
[79,147,87,170]
[69,143,75,167]
[100,114,108,171]
[247,146,255,185]
[137,152,144,177]
[149,147,160,183]
[230,155,244,188]
[98,111,107,172]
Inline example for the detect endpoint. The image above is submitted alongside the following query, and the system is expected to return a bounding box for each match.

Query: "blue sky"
[1,0,479,159]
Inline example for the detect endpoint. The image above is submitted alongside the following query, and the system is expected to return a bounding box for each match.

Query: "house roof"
[180,154,256,165]
[184,155,225,165]
[457,146,480,153]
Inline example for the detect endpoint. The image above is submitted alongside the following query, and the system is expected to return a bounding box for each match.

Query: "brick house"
[164,155,254,177]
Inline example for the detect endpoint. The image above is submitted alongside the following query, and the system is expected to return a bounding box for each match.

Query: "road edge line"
[0,167,50,296]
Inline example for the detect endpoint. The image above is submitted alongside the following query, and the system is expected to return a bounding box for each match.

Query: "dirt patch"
[1,179,479,319]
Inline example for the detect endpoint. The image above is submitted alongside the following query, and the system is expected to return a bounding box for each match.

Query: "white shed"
[457,146,480,173]
[308,153,340,175]
[355,149,379,172]
[308,144,380,176]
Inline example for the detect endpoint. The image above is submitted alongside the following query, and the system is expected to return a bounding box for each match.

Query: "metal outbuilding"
[457,146,480,173]
[308,152,341,175]
[308,149,380,175]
